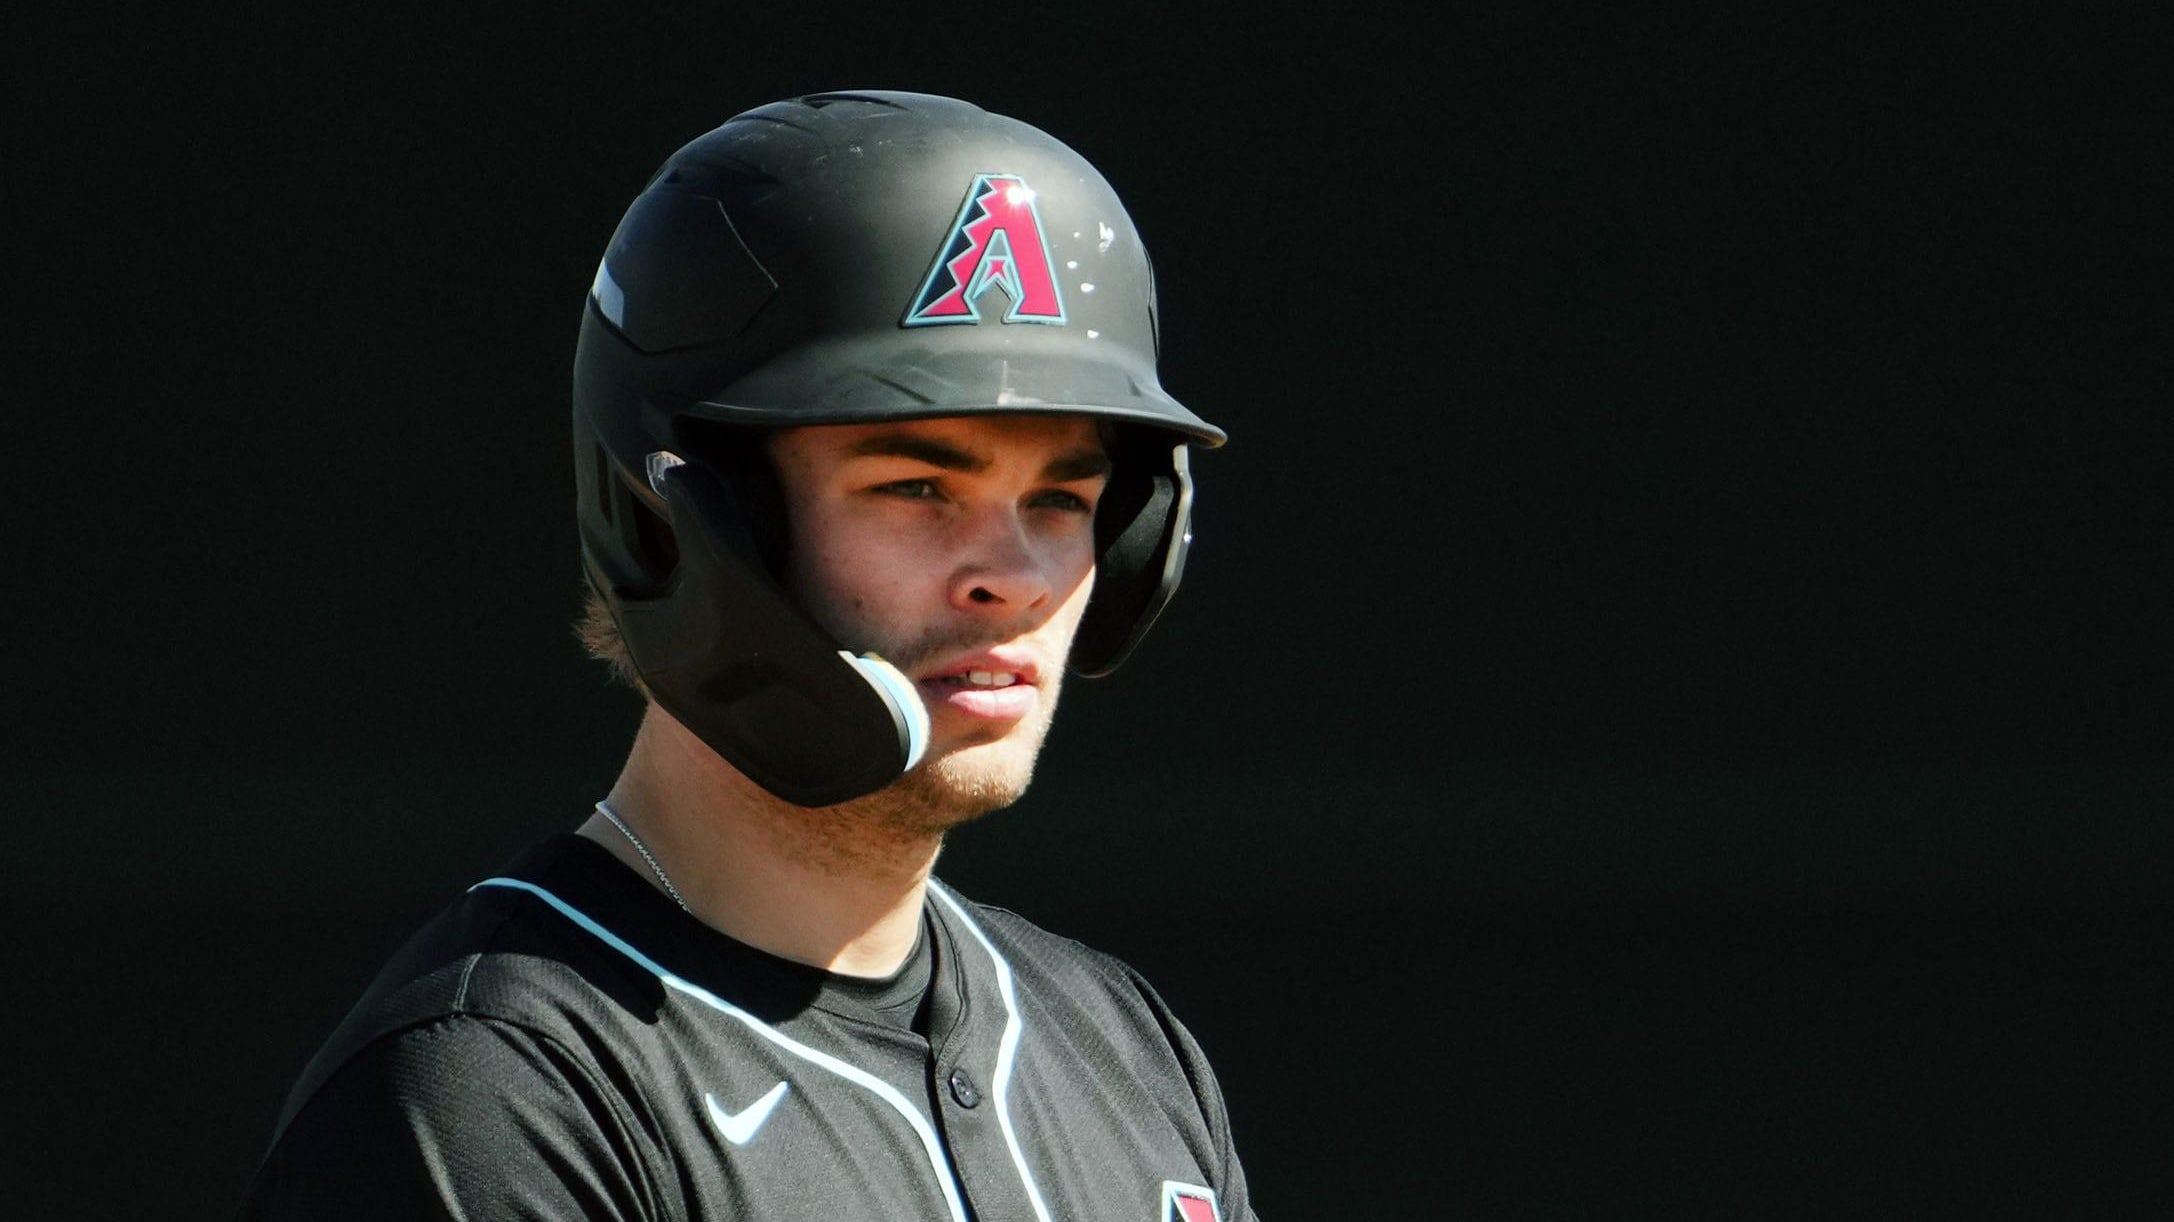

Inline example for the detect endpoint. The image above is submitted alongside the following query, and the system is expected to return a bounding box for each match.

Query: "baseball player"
[240,91,1254,1222]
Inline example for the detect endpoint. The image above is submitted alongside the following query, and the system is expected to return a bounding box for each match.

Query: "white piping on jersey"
[926,881,1056,1222]
[469,878,969,1222]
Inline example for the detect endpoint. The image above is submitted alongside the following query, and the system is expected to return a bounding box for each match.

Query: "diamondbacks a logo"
[1162,1181,1222,1222]
[903,174,1067,327]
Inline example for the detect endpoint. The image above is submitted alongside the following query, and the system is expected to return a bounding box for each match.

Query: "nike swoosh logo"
[706,1081,790,1146]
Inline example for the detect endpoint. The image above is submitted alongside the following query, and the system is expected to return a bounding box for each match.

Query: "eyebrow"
[844,433,1112,482]
[845,434,988,472]
[1044,448,1113,482]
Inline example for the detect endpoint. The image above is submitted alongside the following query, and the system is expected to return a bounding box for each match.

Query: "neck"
[576,703,942,978]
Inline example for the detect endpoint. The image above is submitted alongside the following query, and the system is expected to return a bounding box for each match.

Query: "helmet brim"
[679,331,1226,448]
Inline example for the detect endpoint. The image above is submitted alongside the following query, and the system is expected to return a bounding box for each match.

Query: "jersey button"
[948,1068,981,1108]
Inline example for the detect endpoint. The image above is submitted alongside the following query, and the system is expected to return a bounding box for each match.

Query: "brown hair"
[575,582,641,689]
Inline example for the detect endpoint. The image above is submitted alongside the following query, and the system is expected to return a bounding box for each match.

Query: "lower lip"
[921,680,1039,721]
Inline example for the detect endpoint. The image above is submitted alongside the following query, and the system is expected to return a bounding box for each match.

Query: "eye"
[876,478,942,500]
[1029,488,1095,514]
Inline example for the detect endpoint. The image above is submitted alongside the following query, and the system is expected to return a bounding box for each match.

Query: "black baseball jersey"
[240,835,1254,1221]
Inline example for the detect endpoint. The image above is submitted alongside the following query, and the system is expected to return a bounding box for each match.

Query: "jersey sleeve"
[239,1014,667,1222]
[1126,967,1262,1222]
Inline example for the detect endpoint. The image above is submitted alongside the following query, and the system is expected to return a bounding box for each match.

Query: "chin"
[934,738,1043,810]
[884,735,1045,831]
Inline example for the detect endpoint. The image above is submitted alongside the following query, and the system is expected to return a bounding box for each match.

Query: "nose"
[947,505,1055,615]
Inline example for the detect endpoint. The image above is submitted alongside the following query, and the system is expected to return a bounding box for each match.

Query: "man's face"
[768,413,1110,821]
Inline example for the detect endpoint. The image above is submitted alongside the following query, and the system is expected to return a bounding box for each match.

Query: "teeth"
[933,669,1023,688]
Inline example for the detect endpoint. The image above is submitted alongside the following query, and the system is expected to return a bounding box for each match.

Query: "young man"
[241,92,1254,1221]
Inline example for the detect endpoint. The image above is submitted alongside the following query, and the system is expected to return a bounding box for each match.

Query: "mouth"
[917,654,1042,723]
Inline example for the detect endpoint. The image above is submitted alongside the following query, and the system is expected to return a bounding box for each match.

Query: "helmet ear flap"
[1073,440,1194,677]
[576,413,681,596]
[675,419,790,576]
[594,459,925,805]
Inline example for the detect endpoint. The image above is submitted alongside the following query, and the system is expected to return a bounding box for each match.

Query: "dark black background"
[9,4,2166,1217]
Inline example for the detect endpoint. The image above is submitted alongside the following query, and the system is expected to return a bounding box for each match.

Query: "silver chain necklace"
[593,799,689,913]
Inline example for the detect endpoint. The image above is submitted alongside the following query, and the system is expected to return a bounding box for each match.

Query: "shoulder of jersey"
[316,881,649,1065]
[950,898,1157,1000]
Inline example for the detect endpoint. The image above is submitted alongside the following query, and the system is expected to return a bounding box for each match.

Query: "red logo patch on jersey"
[1162,1181,1222,1222]
[903,174,1067,327]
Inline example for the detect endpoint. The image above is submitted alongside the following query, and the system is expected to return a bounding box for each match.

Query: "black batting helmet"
[573,90,1223,806]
